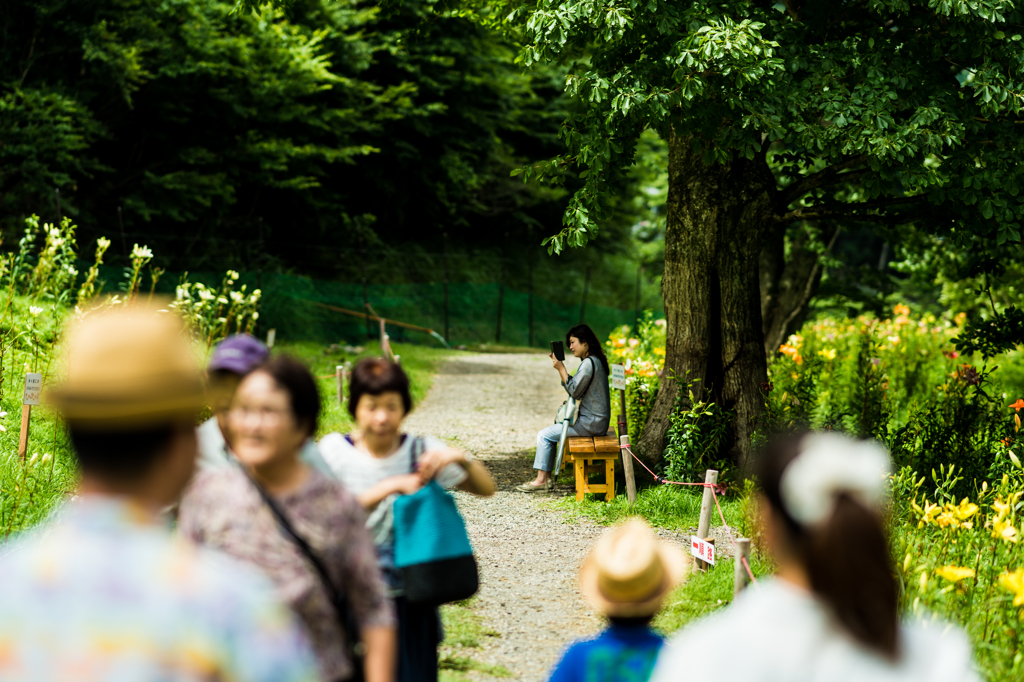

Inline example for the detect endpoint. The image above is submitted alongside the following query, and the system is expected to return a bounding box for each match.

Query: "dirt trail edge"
[401,352,690,681]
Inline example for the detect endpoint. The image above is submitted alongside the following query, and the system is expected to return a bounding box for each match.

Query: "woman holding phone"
[518,323,611,492]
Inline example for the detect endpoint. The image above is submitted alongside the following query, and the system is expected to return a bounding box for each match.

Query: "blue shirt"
[549,624,665,682]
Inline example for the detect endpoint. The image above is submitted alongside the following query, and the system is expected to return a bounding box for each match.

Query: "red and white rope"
[620,443,759,586]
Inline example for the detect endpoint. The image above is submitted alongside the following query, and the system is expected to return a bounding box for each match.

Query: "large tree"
[503,0,1024,468]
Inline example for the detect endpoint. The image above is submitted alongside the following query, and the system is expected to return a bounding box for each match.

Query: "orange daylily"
[1011,399,1024,412]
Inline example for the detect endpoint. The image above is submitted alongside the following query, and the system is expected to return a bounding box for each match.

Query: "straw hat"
[579,518,689,618]
[46,303,205,430]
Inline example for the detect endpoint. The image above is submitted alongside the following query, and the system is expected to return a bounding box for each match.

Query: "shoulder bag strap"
[239,466,366,675]
[409,435,424,474]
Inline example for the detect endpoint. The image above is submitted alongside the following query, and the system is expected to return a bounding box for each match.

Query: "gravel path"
[402,352,695,681]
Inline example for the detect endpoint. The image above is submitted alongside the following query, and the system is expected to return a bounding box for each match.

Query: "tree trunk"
[760,222,841,357]
[636,129,775,472]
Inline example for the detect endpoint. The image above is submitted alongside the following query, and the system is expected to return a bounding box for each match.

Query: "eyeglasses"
[228,405,293,426]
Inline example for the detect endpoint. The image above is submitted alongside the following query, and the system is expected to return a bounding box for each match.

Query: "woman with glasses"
[179,355,397,682]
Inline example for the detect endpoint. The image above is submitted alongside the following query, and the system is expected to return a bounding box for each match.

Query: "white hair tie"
[779,432,891,527]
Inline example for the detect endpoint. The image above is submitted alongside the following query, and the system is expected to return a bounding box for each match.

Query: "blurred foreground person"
[0,306,318,681]
[319,357,495,682]
[180,355,396,682]
[548,519,687,682]
[652,432,979,682]
[198,333,332,475]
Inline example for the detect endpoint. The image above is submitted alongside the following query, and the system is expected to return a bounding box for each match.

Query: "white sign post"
[609,363,635,504]
[18,373,41,460]
[690,535,716,566]
[266,328,277,349]
[610,363,626,390]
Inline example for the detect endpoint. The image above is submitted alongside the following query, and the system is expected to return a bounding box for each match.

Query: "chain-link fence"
[95,245,664,348]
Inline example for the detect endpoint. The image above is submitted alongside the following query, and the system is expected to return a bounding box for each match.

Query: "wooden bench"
[560,434,620,501]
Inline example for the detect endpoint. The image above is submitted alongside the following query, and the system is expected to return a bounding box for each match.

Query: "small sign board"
[23,373,42,406]
[690,536,716,565]
[610,363,626,391]
[266,328,277,349]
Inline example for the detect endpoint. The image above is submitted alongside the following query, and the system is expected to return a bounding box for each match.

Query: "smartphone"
[550,340,565,361]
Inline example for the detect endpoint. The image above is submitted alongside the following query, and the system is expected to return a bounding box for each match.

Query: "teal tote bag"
[393,478,479,605]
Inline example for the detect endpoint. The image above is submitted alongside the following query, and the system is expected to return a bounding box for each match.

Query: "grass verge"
[276,340,454,437]
[548,482,769,635]
[439,598,510,680]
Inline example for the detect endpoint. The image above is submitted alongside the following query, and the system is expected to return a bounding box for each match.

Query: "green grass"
[277,339,454,437]
[0,320,454,538]
[653,551,774,633]
[439,598,510,680]
[549,483,770,635]
[548,482,752,535]
[0,295,78,538]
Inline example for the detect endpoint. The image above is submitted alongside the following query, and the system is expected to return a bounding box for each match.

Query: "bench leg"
[605,458,616,501]
[575,457,585,502]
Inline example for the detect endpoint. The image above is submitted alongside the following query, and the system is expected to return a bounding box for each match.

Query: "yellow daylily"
[818,348,837,360]
[953,498,979,521]
[916,500,941,528]
[935,566,975,583]
[992,519,1019,544]
[999,568,1024,607]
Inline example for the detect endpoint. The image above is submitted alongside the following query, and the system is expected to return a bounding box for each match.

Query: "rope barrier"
[619,443,759,587]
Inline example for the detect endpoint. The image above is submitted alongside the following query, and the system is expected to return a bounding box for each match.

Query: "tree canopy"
[2,0,628,274]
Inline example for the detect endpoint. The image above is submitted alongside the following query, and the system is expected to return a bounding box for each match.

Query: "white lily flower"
[29,306,43,317]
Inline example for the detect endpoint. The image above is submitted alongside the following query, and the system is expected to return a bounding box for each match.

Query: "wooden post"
[18,373,42,461]
[336,365,344,406]
[619,434,637,506]
[734,537,751,597]
[616,387,628,441]
[266,328,276,349]
[694,469,719,572]
[17,405,31,461]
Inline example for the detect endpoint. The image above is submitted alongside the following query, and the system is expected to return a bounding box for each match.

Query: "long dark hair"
[757,433,899,660]
[566,323,609,373]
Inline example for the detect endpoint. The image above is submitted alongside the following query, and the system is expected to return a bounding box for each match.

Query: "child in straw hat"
[548,518,688,682]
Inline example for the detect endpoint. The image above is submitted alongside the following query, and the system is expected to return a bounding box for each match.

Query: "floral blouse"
[179,466,395,682]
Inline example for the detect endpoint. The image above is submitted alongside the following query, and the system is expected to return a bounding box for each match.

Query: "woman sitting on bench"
[518,323,611,492]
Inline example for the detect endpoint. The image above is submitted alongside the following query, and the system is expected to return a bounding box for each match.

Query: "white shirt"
[651,579,979,682]
[317,433,468,545]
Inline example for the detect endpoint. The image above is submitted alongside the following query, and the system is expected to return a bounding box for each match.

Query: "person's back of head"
[757,431,898,660]
[48,304,206,503]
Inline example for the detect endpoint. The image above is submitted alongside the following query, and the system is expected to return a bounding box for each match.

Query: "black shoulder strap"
[409,435,424,474]
[239,467,364,661]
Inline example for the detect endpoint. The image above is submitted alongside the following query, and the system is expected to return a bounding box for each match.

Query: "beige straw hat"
[46,303,205,430]
[579,518,689,618]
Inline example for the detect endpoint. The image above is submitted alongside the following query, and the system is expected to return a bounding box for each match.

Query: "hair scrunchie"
[779,432,892,528]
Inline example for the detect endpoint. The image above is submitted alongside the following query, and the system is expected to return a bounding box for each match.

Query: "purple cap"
[208,334,269,375]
